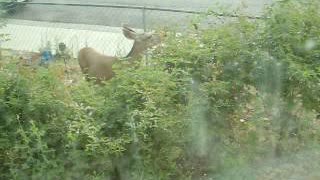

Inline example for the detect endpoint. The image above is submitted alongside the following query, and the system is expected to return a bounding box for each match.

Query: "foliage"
[0,0,320,179]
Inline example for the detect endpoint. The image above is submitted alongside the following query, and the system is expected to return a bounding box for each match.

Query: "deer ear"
[122,26,137,40]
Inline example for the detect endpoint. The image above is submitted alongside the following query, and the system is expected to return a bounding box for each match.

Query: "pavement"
[8,0,274,29]
[1,0,274,56]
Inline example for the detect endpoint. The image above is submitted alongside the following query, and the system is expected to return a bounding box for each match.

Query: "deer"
[78,25,161,84]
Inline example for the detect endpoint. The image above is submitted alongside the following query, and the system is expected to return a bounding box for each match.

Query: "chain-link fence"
[0,1,263,60]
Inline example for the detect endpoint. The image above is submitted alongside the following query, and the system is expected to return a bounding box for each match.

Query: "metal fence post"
[142,6,149,63]
[142,6,147,32]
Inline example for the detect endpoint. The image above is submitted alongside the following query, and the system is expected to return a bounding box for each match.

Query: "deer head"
[78,25,161,84]
[122,25,160,60]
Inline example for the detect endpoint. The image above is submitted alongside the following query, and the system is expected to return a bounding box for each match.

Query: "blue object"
[40,50,53,65]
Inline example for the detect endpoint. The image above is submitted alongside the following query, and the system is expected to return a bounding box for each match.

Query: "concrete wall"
[1,19,135,58]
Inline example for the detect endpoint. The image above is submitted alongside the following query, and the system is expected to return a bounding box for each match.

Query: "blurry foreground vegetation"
[0,0,320,179]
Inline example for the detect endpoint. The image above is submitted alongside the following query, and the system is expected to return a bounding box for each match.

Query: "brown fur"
[78,25,161,84]
[78,47,117,83]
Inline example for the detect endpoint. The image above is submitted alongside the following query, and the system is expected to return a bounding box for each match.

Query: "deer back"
[78,47,117,83]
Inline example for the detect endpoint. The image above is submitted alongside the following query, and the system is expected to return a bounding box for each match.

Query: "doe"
[78,25,161,84]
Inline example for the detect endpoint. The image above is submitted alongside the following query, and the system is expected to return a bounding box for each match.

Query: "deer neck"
[125,41,146,61]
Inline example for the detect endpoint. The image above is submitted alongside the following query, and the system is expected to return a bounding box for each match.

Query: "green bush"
[0,0,320,179]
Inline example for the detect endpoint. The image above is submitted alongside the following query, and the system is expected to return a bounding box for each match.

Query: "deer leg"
[80,66,90,81]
